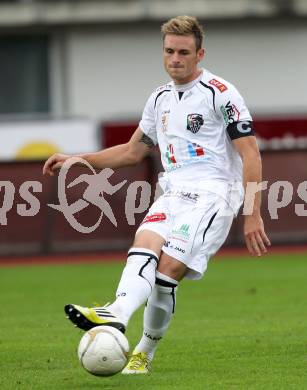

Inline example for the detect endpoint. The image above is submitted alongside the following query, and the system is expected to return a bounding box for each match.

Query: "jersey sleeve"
[139,92,158,145]
[216,81,254,140]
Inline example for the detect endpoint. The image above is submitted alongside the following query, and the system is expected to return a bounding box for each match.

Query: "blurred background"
[0,0,306,257]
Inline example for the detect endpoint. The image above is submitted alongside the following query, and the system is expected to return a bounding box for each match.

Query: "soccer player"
[43,15,270,374]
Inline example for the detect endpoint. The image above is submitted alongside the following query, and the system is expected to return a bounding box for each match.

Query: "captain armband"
[226,121,255,140]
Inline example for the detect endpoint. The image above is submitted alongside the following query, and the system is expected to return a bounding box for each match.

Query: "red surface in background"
[254,117,307,138]
[103,117,307,148]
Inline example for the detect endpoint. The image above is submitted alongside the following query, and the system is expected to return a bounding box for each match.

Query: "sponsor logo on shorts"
[142,212,167,224]
[165,190,199,203]
[209,78,228,93]
[171,224,190,241]
[174,246,185,254]
[179,191,199,202]
[164,241,185,254]
[187,113,204,134]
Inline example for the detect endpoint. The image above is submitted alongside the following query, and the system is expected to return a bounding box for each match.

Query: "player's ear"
[197,48,205,62]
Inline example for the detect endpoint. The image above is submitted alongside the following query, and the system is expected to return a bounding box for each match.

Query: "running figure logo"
[48,157,127,233]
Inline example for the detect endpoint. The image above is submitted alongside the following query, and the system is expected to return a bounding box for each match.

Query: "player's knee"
[157,253,187,281]
[132,230,165,255]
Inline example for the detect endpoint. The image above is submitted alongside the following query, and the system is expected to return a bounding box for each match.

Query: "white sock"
[107,248,158,326]
[134,271,178,360]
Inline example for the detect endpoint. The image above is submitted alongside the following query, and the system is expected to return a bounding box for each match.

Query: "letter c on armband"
[226,120,254,140]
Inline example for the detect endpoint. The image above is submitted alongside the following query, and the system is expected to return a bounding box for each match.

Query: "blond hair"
[161,15,204,51]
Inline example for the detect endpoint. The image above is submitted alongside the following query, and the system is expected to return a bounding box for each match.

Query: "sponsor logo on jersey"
[161,110,170,133]
[142,212,167,224]
[226,101,240,123]
[220,105,228,124]
[187,142,205,157]
[166,144,177,164]
[156,83,172,92]
[209,78,228,93]
[220,101,240,125]
[186,113,204,134]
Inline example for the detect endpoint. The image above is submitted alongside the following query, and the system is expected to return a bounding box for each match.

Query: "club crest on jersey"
[186,113,204,134]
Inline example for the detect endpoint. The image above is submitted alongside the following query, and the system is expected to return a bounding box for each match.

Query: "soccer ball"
[77,326,129,376]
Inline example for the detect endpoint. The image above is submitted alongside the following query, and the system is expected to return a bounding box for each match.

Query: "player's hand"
[244,214,271,257]
[43,153,71,176]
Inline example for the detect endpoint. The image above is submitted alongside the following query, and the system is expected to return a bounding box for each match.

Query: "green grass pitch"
[0,253,306,389]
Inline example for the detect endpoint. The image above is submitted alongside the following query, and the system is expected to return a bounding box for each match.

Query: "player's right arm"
[43,127,155,176]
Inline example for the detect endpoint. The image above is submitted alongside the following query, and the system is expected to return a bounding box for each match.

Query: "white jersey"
[139,68,253,207]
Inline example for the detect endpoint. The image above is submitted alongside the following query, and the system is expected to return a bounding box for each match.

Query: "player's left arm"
[214,79,270,256]
[232,135,271,257]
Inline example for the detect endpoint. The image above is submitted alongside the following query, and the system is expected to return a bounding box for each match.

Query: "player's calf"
[65,248,159,332]
[123,272,178,374]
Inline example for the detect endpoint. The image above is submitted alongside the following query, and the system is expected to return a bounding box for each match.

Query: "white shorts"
[136,189,236,280]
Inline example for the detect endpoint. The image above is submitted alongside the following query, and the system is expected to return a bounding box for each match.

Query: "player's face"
[163,34,205,84]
